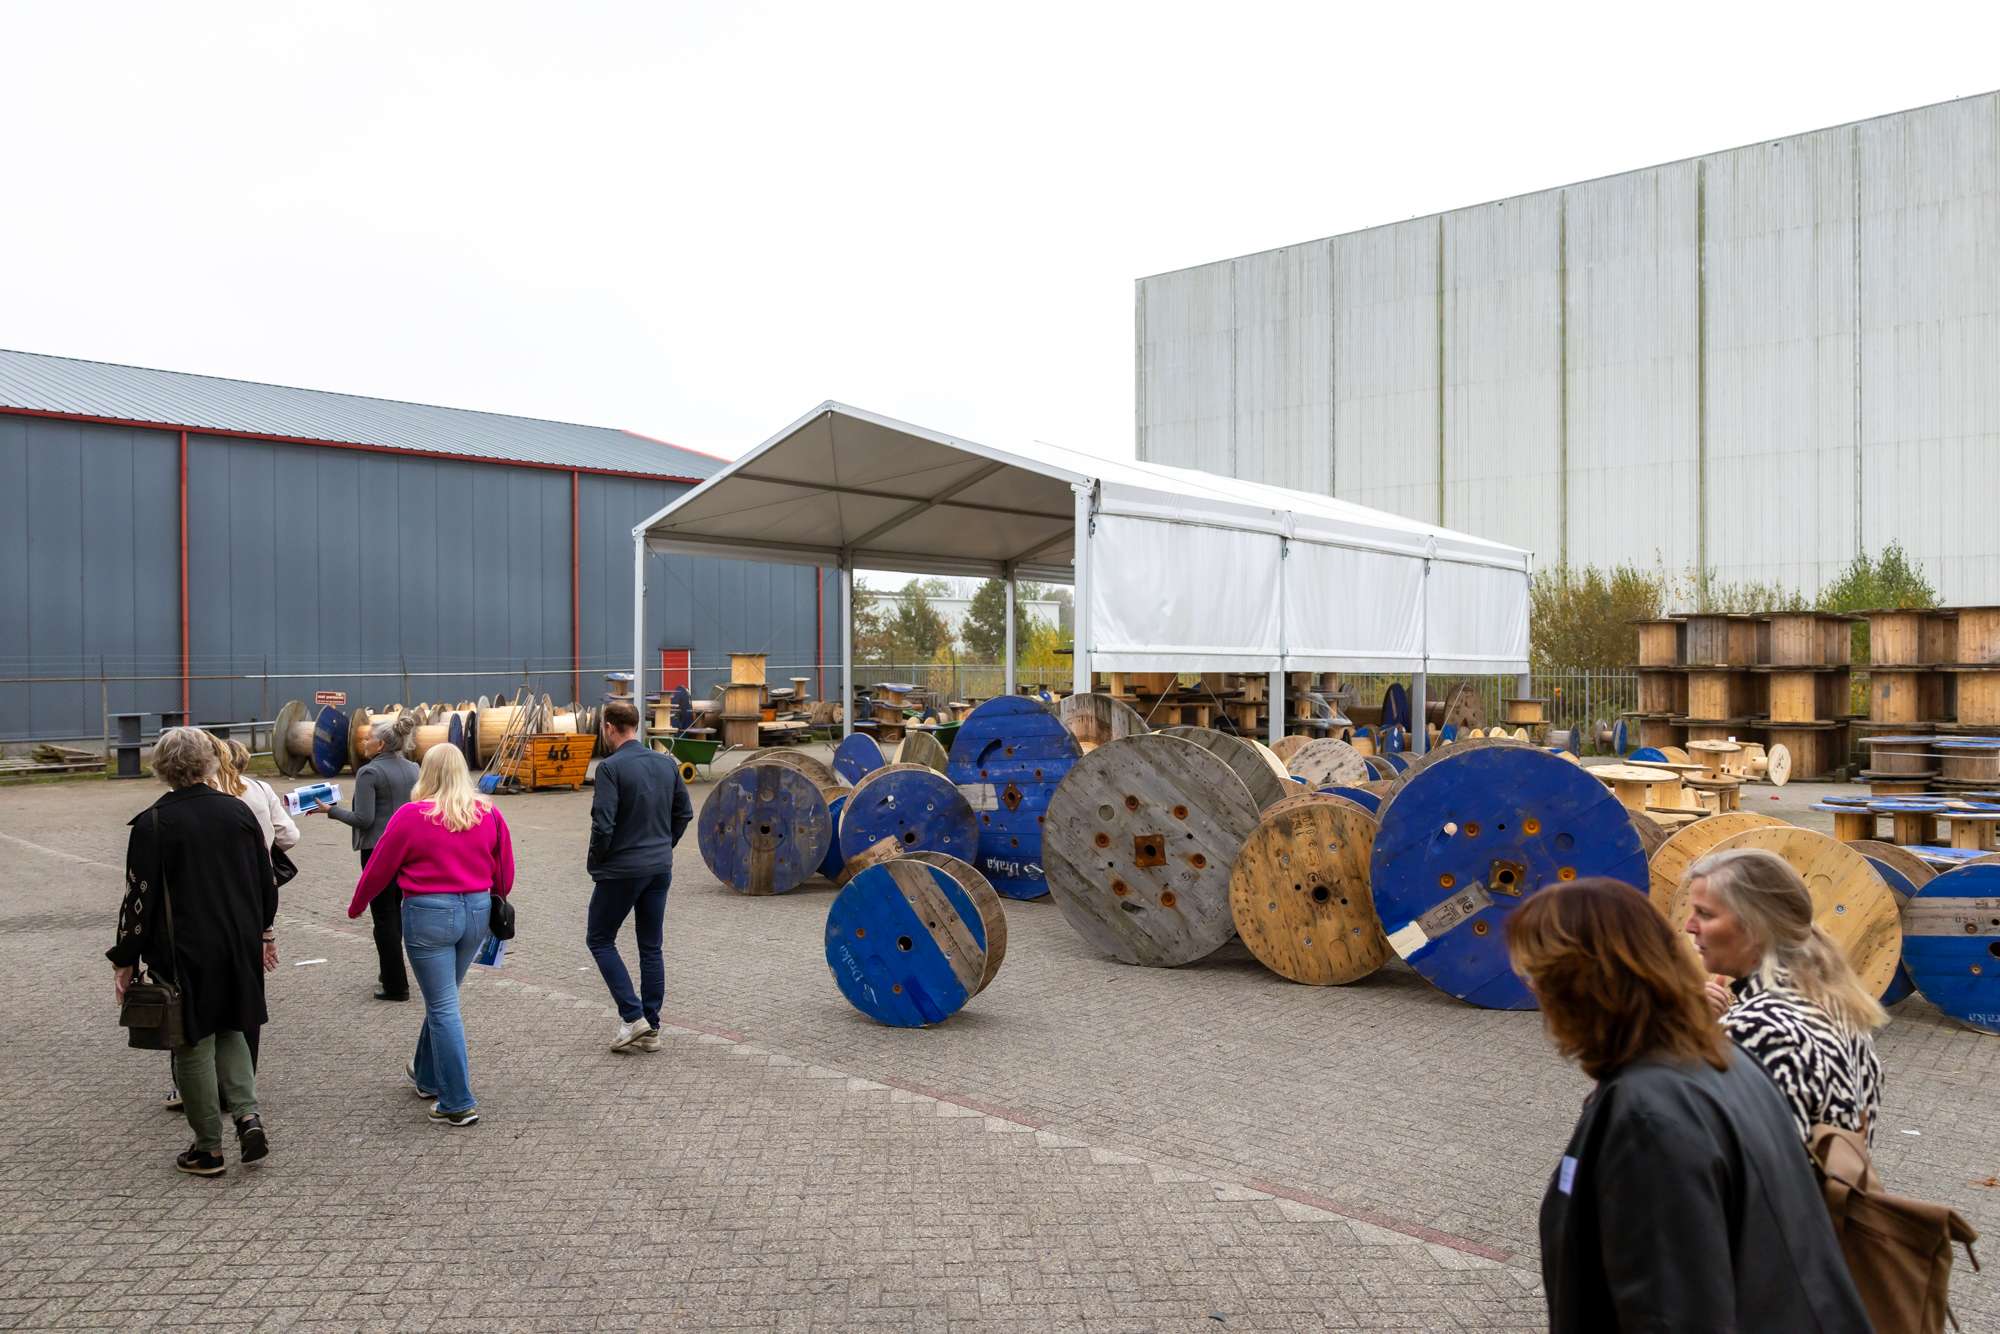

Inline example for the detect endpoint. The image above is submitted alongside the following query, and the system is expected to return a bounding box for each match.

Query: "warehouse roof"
[0,348,721,481]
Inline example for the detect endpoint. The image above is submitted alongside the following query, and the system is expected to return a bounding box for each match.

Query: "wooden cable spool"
[1369,742,1648,1010]
[1284,736,1369,789]
[832,834,904,888]
[474,704,527,764]
[1594,764,1684,814]
[906,851,1008,995]
[1228,795,1389,985]
[823,859,991,1026]
[739,748,839,787]
[1628,809,1671,859]
[1646,811,1789,928]
[1848,840,1930,1007]
[896,729,951,774]
[696,763,833,896]
[1057,692,1149,753]
[833,733,887,786]
[272,699,318,777]
[1160,726,1291,811]
[1703,827,1903,998]
[946,695,1082,901]
[1269,734,1311,765]
[1042,733,1259,967]
[1935,738,2000,785]
[837,763,979,864]
[1899,862,2000,1034]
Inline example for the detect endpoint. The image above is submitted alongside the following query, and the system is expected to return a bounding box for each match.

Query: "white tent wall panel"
[1231,243,1334,495]
[1563,163,1701,574]
[1135,263,1235,476]
[1426,562,1531,675]
[1697,126,1860,598]
[1442,195,1564,559]
[1280,541,1425,671]
[1857,98,2000,603]
[1332,219,1442,523]
[1084,513,1283,671]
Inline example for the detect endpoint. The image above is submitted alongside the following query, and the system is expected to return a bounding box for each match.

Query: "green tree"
[886,579,952,662]
[1528,563,1670,670]
[960,579,1043,662]
[1815,541,1939,665]
[851,576,892,660]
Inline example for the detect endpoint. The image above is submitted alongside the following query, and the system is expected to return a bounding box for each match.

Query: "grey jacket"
[588,739,692,881]
[328,753,419,852]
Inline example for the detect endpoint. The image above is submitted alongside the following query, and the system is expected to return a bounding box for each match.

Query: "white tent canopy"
[633,402,1531,743]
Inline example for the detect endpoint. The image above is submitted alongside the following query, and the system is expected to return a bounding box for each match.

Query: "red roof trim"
[0,405,707,485]
[622,426,731,462]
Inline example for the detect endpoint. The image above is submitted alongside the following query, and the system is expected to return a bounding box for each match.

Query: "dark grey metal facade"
[1,414,834,741]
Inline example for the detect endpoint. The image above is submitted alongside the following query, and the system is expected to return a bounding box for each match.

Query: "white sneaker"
[610,1018,651,1051]
[635,1027,662,1053]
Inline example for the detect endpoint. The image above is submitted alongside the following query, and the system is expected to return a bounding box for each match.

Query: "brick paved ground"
[1,756,1994,1331]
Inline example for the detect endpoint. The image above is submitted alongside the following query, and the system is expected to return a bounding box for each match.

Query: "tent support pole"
[1268,670,1284,746]
[631,531,647,745]
[1411,672,1427,755]
[1071,487,1091,697]
[840,559,855,739]
[1003,565,1017,696]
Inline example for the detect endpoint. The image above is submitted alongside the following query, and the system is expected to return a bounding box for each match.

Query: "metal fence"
[1338,670,1637,744]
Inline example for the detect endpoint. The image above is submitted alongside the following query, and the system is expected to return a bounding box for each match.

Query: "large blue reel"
[834,733,886,786]
[1900,863,2000,1034]
[696,763,832,896]
[837,764,978,863]
[1857,852,1923,1006]
[1371,744,1648,1010]
[825,860,992,1027]
[310,705,350,777]
[945,695,1080,900]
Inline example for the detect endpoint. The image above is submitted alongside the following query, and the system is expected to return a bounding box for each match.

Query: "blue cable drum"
[1376,750,1411,774]
[817,790,851,881]
[824,859,994,1027]
[1900,863,2000,1034]
[1320,784,1381,814]
[1629,747,1669,764]
[310,705,350,778]
[945,695,1081,900]
[834,733,886,786]
[1381,683,1411,734]
[1855,849,1926,1006]
[837,763,979,863]
[697,762,833,896]
[1370,742,1648,1010]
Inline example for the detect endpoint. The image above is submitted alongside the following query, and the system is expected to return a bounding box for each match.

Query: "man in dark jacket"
[586,699,693,1053]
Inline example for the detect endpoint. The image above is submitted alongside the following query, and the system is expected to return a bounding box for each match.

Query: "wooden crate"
[502,733,594,790]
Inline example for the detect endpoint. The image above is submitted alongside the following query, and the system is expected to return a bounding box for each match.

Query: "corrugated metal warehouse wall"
[1136,93,2000,601]
[0,414,834,741]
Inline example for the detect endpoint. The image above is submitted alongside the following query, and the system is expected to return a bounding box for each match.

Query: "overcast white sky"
[3,2,1996,464]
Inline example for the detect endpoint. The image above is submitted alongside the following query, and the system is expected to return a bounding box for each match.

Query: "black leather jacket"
[587,740,693,881]
[1538,1047,1870,1332]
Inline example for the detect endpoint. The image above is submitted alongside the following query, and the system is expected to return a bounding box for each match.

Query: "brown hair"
[1506,879,1727,1080]
[602,699,640,732]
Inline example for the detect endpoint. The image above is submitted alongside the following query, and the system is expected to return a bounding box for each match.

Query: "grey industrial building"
[0,349,834,742]
[1135,91,2000,602]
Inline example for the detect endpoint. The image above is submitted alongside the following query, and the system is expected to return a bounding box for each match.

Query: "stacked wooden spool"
[719,652,767,751]
[1752,611,1854,782]
[1500,695,1548,745]
[1626,617,1690,752]
[1852,608,1949,765]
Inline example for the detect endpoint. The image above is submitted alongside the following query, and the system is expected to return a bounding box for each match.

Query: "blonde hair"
[1687,847,1888,1034]
[207,732,246,796]
[411,742,490,833]
[153,727,218,789]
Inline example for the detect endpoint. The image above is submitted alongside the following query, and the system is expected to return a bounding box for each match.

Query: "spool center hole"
[1310,885,1331,903]
[896,936,913,952]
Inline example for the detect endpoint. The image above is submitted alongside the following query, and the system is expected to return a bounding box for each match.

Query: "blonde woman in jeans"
[349,744,514,1127]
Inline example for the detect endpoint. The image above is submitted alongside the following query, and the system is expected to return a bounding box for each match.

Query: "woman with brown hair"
[1684,847,1886,1145]
[1508,878,1868,1332]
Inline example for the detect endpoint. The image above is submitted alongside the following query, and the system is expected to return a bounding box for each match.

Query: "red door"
[659,648,691,693]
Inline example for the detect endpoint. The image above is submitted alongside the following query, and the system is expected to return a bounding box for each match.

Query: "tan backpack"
[1810,1125,1980,1333]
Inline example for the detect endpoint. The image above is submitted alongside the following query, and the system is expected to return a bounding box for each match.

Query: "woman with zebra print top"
[1684,847,1886,1145]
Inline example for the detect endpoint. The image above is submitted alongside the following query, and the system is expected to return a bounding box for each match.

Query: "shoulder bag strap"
[150,807,185,990]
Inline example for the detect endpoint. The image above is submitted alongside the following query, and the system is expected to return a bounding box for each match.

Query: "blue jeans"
[586,874,670,1026]
[403,891,489,1114]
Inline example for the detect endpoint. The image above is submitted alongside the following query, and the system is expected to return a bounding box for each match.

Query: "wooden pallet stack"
[1628,618,1688,751]
[1752,611,1854,783]
[1851,608,1948,767]
[720,651,765,750]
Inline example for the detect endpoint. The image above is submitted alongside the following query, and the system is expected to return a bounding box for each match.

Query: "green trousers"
[172,1031,258,1152]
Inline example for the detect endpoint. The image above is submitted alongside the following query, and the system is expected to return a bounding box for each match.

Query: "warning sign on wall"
[315,690,347,708]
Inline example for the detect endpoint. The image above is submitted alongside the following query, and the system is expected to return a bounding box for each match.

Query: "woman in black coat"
[1506,878,1869,1332]
[108,728,278,1177]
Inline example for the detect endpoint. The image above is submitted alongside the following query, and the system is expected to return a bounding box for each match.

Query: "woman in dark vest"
[1507,878,1869,1332]
[108,727,278,1176]
[327,713,421,1001]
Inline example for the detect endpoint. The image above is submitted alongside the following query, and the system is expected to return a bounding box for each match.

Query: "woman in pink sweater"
[350,745,513,1127]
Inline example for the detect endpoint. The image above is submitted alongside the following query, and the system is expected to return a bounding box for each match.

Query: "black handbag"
[118,810,187,1051]
[489,892,515,941]
[270,846,299,887]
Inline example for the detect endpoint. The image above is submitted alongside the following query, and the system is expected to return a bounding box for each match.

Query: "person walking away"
[328,714,421,1001]
[348,743,513,1127]
[585,699,693,1052]
[108,728,278,1176]
[1507,878,1870,1332]
[1683,847,1887,1145]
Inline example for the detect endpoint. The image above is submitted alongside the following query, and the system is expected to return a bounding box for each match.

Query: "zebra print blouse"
[1724,966,1882,1146]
